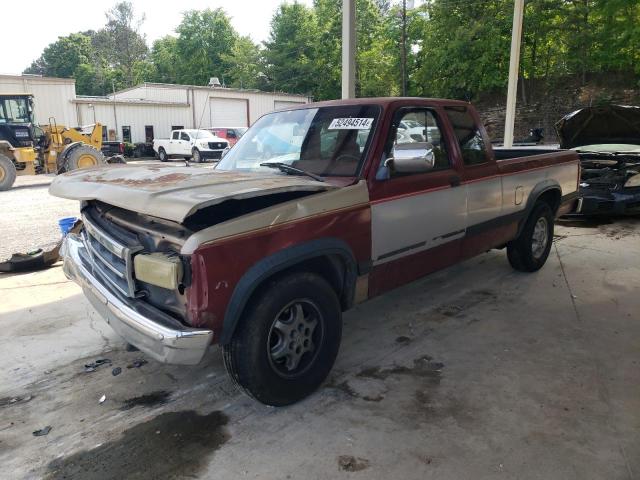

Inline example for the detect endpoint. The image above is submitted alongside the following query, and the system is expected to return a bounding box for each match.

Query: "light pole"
[503,0,524,147]
[342,0,356,99]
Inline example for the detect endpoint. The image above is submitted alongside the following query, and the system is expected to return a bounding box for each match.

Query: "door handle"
[449,175,461,187]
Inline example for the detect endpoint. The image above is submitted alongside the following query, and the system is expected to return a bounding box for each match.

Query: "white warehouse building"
[0,74,311,144]
[75,83,311,144]
[0,74,78,126]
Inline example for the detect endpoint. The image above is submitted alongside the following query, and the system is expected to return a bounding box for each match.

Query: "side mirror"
[385,142,435,174]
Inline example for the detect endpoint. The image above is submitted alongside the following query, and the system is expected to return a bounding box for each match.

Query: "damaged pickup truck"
[50,98,580,406]
[556,104,640,216]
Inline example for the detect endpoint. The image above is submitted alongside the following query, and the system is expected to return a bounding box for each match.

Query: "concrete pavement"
[0,218,638,479]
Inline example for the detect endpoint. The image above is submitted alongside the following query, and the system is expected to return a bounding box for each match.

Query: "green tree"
[222,36,264,89]
[175,8,238,85]
[25,33,93,78]
[411,0,512,99]
[96,1,149,88]
[264,2,319,95]
[150,36,180,83]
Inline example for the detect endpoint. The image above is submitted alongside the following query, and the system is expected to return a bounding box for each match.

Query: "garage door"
[274,100,306,111]
[210,98,248,127]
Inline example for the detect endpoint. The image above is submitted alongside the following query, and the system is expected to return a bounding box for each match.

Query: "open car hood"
[49,165,334,223]
[555,105,640,149]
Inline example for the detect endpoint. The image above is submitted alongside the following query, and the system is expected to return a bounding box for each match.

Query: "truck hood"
[49,165,335,223]
[555,105,640,149]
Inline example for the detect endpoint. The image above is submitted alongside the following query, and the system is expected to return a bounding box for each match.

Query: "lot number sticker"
[329,118,373,130]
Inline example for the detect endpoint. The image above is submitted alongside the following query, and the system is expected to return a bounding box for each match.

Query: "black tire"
[192,148,202,163]
[158,147,168,162]
[65,145,105,171]
[222,272,342,406]
[0,154,17,191]
[507,202,554,272]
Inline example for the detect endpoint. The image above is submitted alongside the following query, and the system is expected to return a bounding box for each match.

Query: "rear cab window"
[171,131,179,140]
[444,106,489,166]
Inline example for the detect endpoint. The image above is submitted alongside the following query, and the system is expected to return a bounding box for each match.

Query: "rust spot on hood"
[83,172,193,188]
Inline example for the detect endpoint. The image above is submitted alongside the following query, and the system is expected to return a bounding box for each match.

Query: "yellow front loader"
[0,94,107,191]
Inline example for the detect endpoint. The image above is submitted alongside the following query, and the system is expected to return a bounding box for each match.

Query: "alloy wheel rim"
[531,217,549,259]
[267,299,323,378]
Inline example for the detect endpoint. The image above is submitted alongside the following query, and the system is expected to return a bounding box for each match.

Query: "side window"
[171,131,179,140]
[444,106,488,166]
[102,125,108,142]
[180,132,190,141]
[386,109,449,173]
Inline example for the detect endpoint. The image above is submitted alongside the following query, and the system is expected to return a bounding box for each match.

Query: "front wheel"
[222,272,342,406]
[192,148,202,163]
[507,202,554,272]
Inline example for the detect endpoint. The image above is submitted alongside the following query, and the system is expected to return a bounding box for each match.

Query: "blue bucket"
[58,216,78,236]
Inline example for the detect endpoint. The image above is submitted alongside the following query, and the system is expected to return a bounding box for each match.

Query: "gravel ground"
[0,175,80,261]
[0,159,214,262]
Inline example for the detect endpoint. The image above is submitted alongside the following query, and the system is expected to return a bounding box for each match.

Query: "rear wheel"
[0,154,17,191]
[222,272,342,406]
[507,202,554,272]
[158,147,168,162]
[65,145,105,171]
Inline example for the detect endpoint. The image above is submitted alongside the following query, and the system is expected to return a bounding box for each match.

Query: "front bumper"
[62,233,213,365]
[575,187,640,216]
[199,149,224,160]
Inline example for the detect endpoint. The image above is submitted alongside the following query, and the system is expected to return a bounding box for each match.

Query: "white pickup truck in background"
[153,129,229,163]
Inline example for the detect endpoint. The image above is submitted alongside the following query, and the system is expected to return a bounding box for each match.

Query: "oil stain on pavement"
[119,390,172,411]
[45,410,230,480]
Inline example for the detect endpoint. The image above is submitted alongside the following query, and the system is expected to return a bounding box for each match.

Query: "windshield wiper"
[259,162,325,182]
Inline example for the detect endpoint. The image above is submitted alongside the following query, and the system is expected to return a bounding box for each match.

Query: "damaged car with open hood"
[50,98,580,406]
[556,104,640,216]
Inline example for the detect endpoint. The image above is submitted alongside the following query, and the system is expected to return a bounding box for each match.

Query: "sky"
[2,0,314,75]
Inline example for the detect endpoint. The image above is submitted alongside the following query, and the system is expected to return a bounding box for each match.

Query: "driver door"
[369,107,467,294]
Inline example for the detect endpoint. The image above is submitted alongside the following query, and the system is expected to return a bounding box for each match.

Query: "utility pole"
[111,80,119,142]
[401,0,407,96]
[503,0,524,147]
[342,0,356,99]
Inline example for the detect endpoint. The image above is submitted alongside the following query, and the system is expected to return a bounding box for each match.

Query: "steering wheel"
[322,153,360,175]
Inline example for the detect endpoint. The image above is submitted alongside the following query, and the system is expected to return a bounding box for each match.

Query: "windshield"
[186,130,215,139]
[216,105,380,177]
[0,97,32,124]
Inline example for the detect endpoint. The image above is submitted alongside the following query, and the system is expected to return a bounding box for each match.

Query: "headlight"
[134,253,183,290]
[624,173,640,188]
[199,141,208,148]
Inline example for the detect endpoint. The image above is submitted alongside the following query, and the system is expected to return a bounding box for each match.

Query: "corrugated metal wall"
[108,84,309,137]
[77,83,310,143]
[0,75,77,127]
[76,102,192,142]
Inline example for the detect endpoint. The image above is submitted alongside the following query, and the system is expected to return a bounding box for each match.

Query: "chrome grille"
[81,214,142,298]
